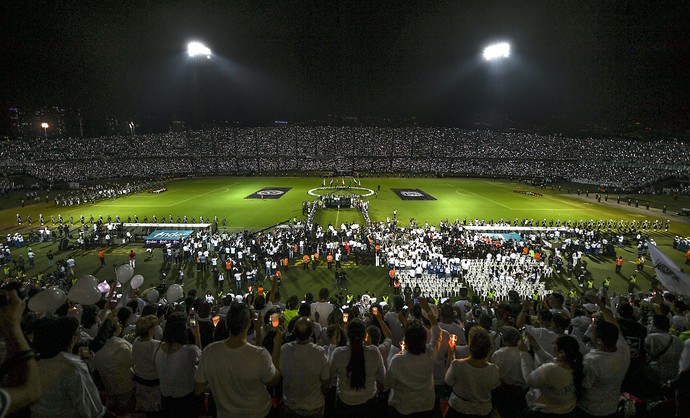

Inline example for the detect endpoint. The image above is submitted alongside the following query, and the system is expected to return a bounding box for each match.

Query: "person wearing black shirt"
[617,302,647,396]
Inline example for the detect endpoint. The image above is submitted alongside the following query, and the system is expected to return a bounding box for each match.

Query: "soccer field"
[2,177,689,302]
[5,177,685,230]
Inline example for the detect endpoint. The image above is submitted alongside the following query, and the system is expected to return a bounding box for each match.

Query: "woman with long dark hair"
[154,311,202,418]
[519,334,583,417]
[329,318,385,418]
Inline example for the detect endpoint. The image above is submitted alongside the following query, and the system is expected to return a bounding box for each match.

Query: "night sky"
[1,0,688,132]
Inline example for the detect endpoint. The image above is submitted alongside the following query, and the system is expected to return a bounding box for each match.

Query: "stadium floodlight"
[41,122,49,137]
[187,41,212,59]
[483,42,510,61]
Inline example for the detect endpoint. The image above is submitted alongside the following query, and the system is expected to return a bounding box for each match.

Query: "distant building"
[1,105,83,139]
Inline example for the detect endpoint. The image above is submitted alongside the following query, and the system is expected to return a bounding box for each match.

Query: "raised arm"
[586,292,619,330]
[268,276,278,304]
[0,290,41,414]
[516,299,531,329]
[374,310,392,340]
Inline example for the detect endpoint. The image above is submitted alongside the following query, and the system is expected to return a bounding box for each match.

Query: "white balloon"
[146,289,160,303]
[74,275,98,289]
[116,264,134,283]
[130,274,144,290]
[166,284,184,302]
[28,287,67,313]
[68,286,102,305]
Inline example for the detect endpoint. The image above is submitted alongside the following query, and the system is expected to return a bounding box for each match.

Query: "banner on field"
[246,187,291,199]
[145,230,194,244]
[647,242,690,297]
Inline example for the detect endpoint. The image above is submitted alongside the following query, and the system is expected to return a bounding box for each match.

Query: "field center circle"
[308,186,375,198]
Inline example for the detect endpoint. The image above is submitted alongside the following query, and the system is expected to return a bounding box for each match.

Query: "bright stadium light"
[187,41,212,59]
[483,42,510,61]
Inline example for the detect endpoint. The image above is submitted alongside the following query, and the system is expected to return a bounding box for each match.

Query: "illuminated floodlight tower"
[187,41,212,59]
[41,122,49,138]
[483,42,510,61]
[187,41,212,129]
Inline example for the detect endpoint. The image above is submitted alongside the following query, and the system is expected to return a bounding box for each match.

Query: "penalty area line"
[166,183,237,207]
[446,184,513,210]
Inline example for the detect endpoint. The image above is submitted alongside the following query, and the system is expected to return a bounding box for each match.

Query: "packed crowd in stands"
[1,127,688,187]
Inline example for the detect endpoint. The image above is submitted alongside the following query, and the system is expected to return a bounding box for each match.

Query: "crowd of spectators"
[2,127,688,187]
[2,190,690,417]
[3,259,690,417]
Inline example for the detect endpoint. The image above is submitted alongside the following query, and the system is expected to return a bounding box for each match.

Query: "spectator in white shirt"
[281,317,330,417]
[31,315,105,418]
[491,326,527,418]
[386,298,442,416]
[520,334,583,416]
[131,315,161,414]
[329,319,385,417]
[155,312,202,418]
[94,313,135,415]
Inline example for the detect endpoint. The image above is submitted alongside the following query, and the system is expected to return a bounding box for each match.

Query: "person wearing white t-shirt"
[519,334,582,416]
[30,315,105,418]
[384,296,405,348]
[445,327,500,418]
[329,319,385,416]
[281,317,330,416]
[311,288,335,327]
[490,326,527,418]
[131,315,162,414]
[155,312,202,417]
[386,298,442,416]
[194,303,281,418]
[576,298,630,418]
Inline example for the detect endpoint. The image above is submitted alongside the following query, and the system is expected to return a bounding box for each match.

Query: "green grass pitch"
[2,177,689,303]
